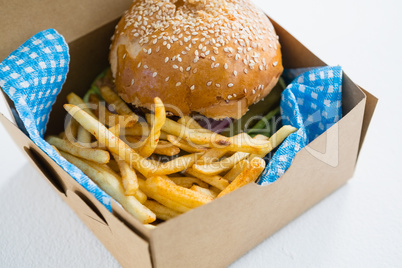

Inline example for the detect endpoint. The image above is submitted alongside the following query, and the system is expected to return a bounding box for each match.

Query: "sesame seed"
[165,77,170,82]
[137,62,142,68]
[211,63,215,69]
[167,44,171,49]
[228,83,234,88]
[131,79,135,85]
[216,84,221,88]
[176,82,181,87]
[273,61,278,67]
[173,65,178,69]
[180,67,184,72]
[144,65,148,69]
[234,71,237,76]
[228,95,232,99]
[207,81,212,86]
[153,72,157,77]
[259,65,263,71]
[252,89,256,94]
[244,69,248,74]
[123,53,126,59]
[190,85,195,90]
[233,93,237,97]
[224,63,228,69]
[186,66,191,71]
[165,57,169,63]
[244,88,247,93]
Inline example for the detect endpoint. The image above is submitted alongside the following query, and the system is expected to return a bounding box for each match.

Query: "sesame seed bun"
[109,0,283,119]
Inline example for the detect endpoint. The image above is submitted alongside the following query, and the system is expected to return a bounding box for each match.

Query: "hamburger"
[90,0,284,134]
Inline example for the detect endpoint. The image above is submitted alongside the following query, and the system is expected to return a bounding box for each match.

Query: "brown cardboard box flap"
[0,0,132,61]
[357,87,378,157]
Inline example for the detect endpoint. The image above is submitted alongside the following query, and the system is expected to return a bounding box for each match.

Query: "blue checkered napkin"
[0,29,112,211]
[258,66,343,185]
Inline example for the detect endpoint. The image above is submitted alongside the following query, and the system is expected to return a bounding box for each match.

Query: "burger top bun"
[110,0,283,119]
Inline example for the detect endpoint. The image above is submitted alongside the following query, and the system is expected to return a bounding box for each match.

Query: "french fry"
[153,140,181,156]
[167,135,208,153]
[169,176,209,189]
[209,186,221,195]
[126,137,180,156]
[63,104,157,177]
[223,159,249,182]
[269,125,298,148]
[86,160,121,180]
[124,122,150,137]
[112,152,139,195]
[77,125,92,147]
[67,93,99,147]
[89,94,136,127]
[192,151,249,176]
[67,92,97,118]
[59,132,67,139]
[138,178,192,213]
[138,98,166,157]
[143,224,157,230]
[197,148,227,164]
[99,86,139,123]
[218,157,266,198]
[185,168,229,191]
[177,115,204,130]
[60,151,155,223]
[159,131,169,140]
[152,153,202,176]
[144,200,181,221]
[65,118,79,141]
[47,136,110,164]
[190,185,217,199]
[146,176,213,209]
[223,134,272,181]
[133,189,147,204]
[161,117,271,154]
[95,158,146,203]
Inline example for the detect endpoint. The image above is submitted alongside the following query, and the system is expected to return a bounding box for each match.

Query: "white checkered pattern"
[0,29,112,211]
[258,66,343,185]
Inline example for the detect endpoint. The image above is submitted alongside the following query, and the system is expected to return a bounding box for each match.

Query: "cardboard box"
[0,1,377,267]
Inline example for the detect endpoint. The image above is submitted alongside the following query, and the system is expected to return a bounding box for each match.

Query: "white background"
[1,0,402,267]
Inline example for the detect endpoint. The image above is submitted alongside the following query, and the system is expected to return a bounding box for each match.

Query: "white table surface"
[1,0,401,267]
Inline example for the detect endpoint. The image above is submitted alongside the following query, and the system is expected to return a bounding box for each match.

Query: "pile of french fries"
[48,86,297,226]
